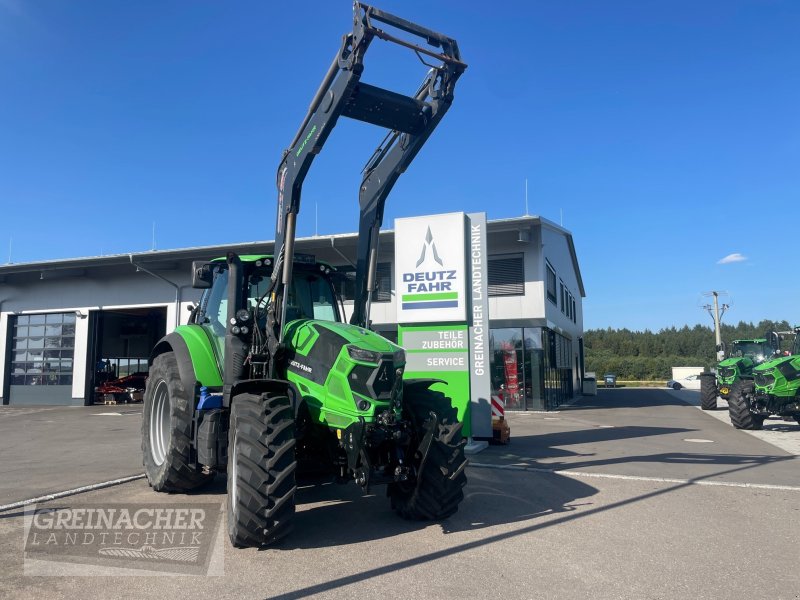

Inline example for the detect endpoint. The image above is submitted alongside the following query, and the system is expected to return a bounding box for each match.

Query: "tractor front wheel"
[390,388,467,521]
[699,373,717,411]
[227,392,296,548]
[142,352,212,492]
[728,380,765,430]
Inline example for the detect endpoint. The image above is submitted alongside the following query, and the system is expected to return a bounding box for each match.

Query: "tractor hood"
[719,356,753,369]
[754,354,799,375]
[284,319,403,358]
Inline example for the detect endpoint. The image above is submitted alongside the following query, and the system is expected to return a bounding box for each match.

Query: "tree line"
[584,320,793,380]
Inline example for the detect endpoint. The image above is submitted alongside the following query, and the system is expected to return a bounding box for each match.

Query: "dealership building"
[0,214,585,411]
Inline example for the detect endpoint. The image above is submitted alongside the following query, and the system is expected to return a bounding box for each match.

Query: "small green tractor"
[699,337,778,410]
[727,328,800,430]
[140,3,469,547]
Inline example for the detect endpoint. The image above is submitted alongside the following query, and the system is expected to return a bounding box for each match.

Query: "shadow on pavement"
[273,466,598,551]
[568,388,695,409]
[266,456,786,600]
[502,424,696,458]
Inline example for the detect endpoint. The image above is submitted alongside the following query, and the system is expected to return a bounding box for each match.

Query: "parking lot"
[1,389,798,599]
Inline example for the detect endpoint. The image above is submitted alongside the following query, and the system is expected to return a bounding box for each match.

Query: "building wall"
[0,270,201,403]
[540,224,584,392]
[0,311,8,400]
[486,226,546,326]
[1,218,585,407]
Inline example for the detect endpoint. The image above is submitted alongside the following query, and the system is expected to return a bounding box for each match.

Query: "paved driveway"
[1,389,798,599]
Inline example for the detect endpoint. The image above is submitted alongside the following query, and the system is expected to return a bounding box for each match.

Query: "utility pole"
[702,291,730,361]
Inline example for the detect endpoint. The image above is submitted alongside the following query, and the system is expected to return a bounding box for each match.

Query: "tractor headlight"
[347,346,382,364]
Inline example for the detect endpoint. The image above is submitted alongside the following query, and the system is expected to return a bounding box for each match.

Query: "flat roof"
[0,215,585,296]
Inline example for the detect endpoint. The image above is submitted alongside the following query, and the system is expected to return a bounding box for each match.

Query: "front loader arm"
[266,3,466,375]
[350,50,464,328]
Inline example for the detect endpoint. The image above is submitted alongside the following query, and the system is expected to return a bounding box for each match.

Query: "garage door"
[7,313,76,405]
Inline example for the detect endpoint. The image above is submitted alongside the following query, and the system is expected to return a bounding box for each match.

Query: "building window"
[546,261,557,305]
[9,313,75,386]
[572,297,577,323]
[334,266,357,302]
[490,326,574,411]
[559,281,565,313]
[488,254,524,297]
[334,263,392,303]
[374,262,392,302]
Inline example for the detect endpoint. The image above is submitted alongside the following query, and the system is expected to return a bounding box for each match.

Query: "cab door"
[197,265,229,375]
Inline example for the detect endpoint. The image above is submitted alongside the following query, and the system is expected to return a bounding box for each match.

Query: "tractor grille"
[372,361,396,398]
[718,368,735,379]
[349,357,398,401]
[754,373,775,387]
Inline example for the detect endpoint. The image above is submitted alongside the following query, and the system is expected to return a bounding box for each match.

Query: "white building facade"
[0,215,585,410]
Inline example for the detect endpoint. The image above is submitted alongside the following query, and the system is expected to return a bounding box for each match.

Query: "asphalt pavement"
[0,389,798,599]
[0,405,144,505]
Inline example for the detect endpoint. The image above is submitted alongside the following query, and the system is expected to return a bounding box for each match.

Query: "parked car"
[666,373,702,390]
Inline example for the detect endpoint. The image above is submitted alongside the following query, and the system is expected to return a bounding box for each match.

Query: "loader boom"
[266,2,466,375]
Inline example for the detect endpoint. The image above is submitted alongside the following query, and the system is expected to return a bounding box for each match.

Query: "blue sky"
[1,1,798,331]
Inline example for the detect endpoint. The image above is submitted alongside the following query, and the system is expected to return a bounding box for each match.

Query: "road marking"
[468,462,800,492]
[0,474,146,512]
[683,438,715,443]
[0,407,61,418]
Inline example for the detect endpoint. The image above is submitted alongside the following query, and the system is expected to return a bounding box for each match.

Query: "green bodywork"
[751,331,800,416]
[168,255,405,432]
[283,320,403,429]
[715,339,772,397]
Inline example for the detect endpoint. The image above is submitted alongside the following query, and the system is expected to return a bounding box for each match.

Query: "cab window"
[200,266,229,336]
[286,273,339,322]
[247,269,339,323]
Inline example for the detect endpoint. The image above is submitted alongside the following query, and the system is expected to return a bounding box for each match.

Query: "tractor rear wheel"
[728,380,765,430]
[142,352,212,492]
[699,373,717,411]
[227,392,296,548]
[390,388,467,521]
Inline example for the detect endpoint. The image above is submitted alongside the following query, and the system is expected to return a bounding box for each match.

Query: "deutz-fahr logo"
[401,226,458,310]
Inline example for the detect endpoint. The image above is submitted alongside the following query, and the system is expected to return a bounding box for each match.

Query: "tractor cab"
[192,254,342,325]
[189,254,345,373]
[728,339,775,363]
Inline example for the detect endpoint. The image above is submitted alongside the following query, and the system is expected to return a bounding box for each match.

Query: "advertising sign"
[467,212,491,437]
[395,213,467,324]
[395,212,491,440]
[398,323,471,437]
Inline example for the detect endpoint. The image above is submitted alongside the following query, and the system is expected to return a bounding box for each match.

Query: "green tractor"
[699,337,778,410]
[727,328,800,430]
[140,3,469,547]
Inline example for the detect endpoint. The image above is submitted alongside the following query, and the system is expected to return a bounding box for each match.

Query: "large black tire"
[227,392,296,548]
[390,388,468,521]
[728,380,765,430]
[142,352,212,492]
[699,373,717,411]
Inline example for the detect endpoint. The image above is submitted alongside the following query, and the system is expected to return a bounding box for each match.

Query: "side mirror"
[192,261,214,289]
[716,342,726,354]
